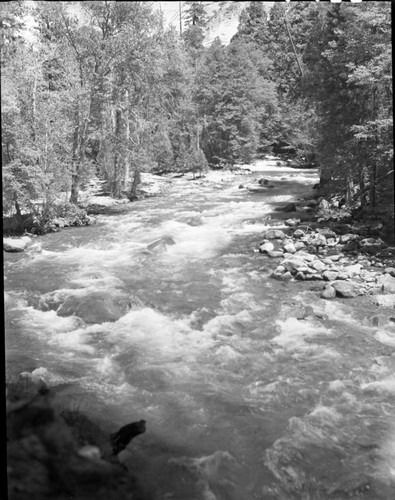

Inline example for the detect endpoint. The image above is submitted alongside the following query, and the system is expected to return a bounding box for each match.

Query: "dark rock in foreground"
[7,376,146,500]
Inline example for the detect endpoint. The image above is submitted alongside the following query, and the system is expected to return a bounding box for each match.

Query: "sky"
[154,1,274,46]
[21,1,274,47]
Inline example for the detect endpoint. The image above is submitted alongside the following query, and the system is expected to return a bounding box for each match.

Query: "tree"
[302,1,393,213]
[194,37,276,165]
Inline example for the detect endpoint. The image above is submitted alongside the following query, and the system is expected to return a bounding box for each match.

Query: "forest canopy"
[1,1,393,225]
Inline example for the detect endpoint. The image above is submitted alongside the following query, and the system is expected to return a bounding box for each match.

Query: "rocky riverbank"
[6,373,147,500]
[255,194,395,309]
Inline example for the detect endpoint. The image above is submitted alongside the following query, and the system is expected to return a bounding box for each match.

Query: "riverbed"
[4,161,395,499]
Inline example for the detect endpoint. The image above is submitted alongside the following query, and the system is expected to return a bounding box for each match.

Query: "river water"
[4,162,395,499]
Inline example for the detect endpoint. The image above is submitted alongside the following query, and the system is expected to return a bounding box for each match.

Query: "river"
[4,161,395,500]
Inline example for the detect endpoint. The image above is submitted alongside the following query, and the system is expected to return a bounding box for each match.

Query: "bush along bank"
[256,204,395,309]
[3,202,93,238]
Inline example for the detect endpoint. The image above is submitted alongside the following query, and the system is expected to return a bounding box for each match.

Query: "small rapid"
[4,162,395,499]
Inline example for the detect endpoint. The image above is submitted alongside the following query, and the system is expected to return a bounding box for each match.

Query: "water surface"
[4,162,395,499]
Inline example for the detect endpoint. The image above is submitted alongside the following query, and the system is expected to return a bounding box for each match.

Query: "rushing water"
[4,162,395,500]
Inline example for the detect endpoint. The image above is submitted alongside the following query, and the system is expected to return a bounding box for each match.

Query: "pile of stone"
[257,219,395,307]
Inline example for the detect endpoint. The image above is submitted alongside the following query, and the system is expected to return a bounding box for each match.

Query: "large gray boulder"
[4,236,32,252]
[322,270,339,281]
[281,258,307,275]
[321,285,336,299]
[259,242,275,254]
[360,237,386,255]
[264,229,286,240]
[332,281,360,298]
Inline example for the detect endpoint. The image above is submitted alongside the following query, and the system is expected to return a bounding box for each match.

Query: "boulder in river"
[311,260,327,272]
[293,229,305,239]
[268,250,284,258]
[332,281,361,298]
[281,259,307,275]
[285,218,300,227]
[384,267,395,277]
[283,242,296,254]
[264,229,286,240]
[4,236,32,252]
[301,233,327,247]
[322,270,339,281]
[277,202,297,213]
[259,242,275,254]
[321,285,336,299]
[294,241,306,251]
[359,237,386,255]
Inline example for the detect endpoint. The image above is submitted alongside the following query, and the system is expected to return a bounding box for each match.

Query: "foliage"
[302,2,393,212]
[1,1,393,232]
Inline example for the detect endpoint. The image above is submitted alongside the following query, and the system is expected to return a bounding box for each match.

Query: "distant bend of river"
[4,162,395,500]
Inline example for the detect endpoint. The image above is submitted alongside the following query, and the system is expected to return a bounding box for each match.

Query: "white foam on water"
[22,366,69,385]
[272,317,333,351]
[171,450,236,481]
[5,292,27,310]
[220,292,259,314]
[202,310,252,339]
[375,330,395,348]
[308,403,342,426]
[361,375,395,395]
[18,306,84,335]
[111,308,219,368]
[164,223,232,259]
[328,379,347,393]
[69,269,124,289]
[214,345,243,366]
[169,450,237,500]
[377,422,395,485]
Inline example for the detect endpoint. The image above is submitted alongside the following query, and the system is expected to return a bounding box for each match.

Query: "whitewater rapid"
[4,162,395,499]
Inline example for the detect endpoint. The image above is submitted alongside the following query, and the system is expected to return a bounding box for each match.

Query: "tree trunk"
[319,166,331,187]
[370,89,379,210]
[128,167,141,201]
[113,108,123,198]
[124,91,130,191]
[13,193,24,233]
[70,113,89,205]
[345,175,354,204]
[370,163,377,210]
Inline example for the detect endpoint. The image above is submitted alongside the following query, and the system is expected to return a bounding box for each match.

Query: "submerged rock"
[146,236,176,253]
[278,202,297,213]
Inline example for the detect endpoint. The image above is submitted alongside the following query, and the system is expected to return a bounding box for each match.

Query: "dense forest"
[1,1,393,234]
